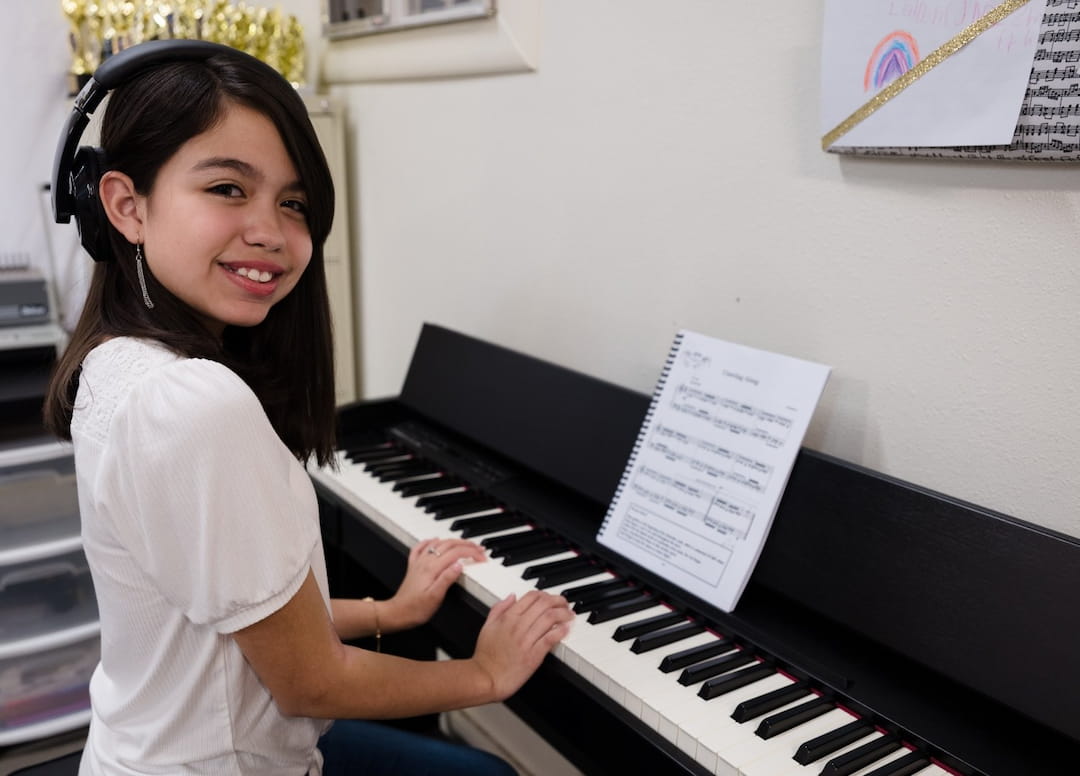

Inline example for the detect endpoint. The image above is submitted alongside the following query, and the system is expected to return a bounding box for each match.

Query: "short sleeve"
[96,358,319,633]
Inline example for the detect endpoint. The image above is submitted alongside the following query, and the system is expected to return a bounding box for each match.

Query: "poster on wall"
[820,0,1080,161]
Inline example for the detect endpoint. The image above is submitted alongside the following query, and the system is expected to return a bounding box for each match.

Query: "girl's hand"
[471,590,574,702]
[384,538,487,630]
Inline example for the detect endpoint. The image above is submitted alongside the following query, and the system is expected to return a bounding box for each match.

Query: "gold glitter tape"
[822,0,1032,151]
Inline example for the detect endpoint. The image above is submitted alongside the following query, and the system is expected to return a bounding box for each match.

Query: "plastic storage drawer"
[0,630,97,746]
[0,442,81,564]
[0,548,98,648]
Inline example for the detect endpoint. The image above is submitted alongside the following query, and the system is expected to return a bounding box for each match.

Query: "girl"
[45,41,573,776]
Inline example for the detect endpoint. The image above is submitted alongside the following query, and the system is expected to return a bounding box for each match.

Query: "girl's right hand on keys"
[471,590,574,701]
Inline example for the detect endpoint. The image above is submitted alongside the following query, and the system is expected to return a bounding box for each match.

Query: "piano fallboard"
[311,324,1080,776]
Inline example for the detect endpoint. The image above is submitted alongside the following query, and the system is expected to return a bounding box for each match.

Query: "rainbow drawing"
[864,31,920,91]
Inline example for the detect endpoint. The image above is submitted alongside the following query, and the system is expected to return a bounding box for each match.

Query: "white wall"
[315,1,1080,538]
[12,2,1078,539]
[3,2,91,329]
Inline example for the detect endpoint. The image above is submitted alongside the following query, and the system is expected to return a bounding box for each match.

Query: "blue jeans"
[318,719,518,776]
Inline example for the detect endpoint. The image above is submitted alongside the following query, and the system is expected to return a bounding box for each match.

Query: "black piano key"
[343,442,399,461]
[416,490,481,510]
[792,718,874,765]
[395,476,463,496]
[860,750,931,776]
[365,456,415,473]
[561,578,630,604]
[379,457,434,472]
[379,469,434,484]
[630,621,705,653]
[450,512,530,537]
[612,610,686,642]
[697,662,775,700]
[678,649,756,685]
[731,680,811,722]
[754,696,834,739]
[820,735,901,776]
[488,534,559,557]
[500,538,568,565]
[364,454,413,469]
[432,497,500,519]
[340,438,392,455]
[382,457,431,470]
[427,492,492,509]
[339,435,390,449]
[658,637,733,673]
[482,529,546,552]
[571,586,642,614]
[587,594,657,624]
[535,564,603,589]
[346,447,403,463]
[522,555,593,580]
[376,463,440,482]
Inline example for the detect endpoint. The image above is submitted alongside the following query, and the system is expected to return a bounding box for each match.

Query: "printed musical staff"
[834,0,1080,160]
[598,331,830,612]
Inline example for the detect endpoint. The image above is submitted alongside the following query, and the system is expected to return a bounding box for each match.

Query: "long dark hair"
[44,50,337,466]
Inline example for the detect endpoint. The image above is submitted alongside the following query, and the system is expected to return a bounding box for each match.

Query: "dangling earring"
[135,243,154,309]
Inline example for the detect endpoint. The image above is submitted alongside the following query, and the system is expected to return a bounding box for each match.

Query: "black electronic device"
[312,323,1080,776]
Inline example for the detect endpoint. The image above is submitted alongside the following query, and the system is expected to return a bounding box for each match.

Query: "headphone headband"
[51,40,278,261]
[52,40,238,226]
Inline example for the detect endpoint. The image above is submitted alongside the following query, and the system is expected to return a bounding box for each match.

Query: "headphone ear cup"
[71,146,112,262]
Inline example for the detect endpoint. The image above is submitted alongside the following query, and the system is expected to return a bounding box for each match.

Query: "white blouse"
[72,337,330,775]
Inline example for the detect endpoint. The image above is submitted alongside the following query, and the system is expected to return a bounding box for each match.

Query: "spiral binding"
[598,330,686,537]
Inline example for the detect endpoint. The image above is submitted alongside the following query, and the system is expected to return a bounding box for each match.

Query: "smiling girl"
[44,42,571,776]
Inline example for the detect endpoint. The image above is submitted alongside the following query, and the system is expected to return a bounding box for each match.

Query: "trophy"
[60,0,91,94]
[61,0,306,94]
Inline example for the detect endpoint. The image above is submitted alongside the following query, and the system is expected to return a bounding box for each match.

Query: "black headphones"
[51,39,262,261]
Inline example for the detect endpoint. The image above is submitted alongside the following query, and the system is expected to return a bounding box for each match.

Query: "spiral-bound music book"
[597,331,831,612]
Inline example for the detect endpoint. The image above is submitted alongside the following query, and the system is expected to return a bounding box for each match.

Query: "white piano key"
[496,548,580,566]
[652,653,775,746]
[330,457,447,542]
[319,462,723,766]
[332,458,538,551]
[606,631,729,729]
[667,669,803,767]
[596,628,792,759]
[562,604,669,694]
[549,572,624,671]
[677,672,794,772]
[687,689,831,776]
[315,461,899,776]
[462,548,587,606]
[605,635,700,726]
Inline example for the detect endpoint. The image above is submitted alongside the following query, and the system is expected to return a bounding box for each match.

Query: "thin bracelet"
[362,596,381,652]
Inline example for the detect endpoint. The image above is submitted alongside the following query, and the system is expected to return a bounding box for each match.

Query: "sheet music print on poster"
[832,0,1080,159]
[597,331,831,612]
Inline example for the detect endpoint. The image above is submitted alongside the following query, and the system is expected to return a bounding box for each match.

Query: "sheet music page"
[820,0,1046,148]
[597,331,830,612]
[834,0,1080,159]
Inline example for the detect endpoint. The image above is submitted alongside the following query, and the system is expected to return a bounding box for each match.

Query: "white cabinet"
[305,95,358,405]
[0,441,97,747]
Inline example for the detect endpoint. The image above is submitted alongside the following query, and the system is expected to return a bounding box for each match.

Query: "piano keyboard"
[311,436,956,776]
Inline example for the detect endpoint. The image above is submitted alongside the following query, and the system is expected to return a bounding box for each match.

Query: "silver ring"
[427,546,440,556]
